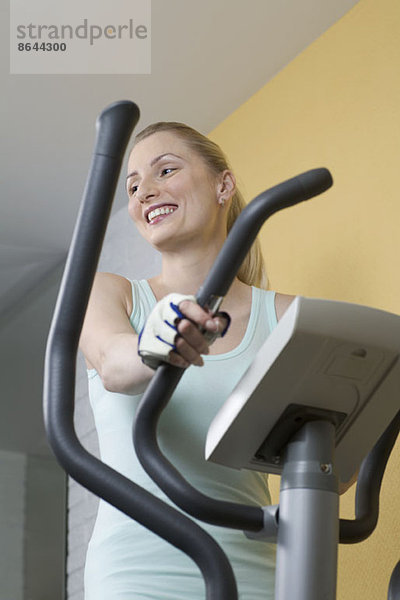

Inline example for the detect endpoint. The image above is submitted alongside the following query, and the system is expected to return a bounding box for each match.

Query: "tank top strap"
[248,287,278,349]
[261,287,278,333]
[128,279,157,334]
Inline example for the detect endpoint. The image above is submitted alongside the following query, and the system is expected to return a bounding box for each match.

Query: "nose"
[136,178,160,204]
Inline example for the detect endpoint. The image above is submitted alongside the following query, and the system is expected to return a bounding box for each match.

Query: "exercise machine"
[44,100,400,599]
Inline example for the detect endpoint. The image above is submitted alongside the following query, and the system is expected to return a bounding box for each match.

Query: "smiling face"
[126,131,228,252]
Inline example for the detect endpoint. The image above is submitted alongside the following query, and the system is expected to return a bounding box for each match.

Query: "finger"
[178,300,217,332]
[174,336,204,366]
[176,319,210,354]
[167,351,191,369]
[178,301,226,342]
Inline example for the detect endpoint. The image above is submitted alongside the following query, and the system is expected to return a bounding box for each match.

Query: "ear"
[216,170,236,206]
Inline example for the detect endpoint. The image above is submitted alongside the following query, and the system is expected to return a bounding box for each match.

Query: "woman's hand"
[169,299,228,368]
[138,294,230,369]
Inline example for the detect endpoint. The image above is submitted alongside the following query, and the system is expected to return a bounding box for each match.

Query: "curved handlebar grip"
[134,168,334,531]
[44,100,238,600]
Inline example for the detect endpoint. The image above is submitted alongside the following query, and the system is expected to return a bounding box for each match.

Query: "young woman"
[79,122,294,599]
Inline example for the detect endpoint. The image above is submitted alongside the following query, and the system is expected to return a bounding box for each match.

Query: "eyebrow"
[126,153,183,181]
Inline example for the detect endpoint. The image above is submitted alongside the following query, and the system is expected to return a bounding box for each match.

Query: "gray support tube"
[275,420,339,600]
[43,100,238,600]
[134,169,334,531]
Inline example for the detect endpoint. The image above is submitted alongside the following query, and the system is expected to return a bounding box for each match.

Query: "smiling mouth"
[147,205,178,224]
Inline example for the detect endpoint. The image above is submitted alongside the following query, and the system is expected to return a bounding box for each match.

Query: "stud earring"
[218,197,225,206]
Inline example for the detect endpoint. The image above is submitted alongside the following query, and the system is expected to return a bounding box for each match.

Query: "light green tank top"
[84,280,277,599]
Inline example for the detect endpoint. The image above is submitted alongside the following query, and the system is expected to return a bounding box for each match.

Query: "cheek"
[128,198,140,223]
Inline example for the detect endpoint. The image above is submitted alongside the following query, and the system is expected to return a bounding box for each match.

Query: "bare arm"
[79,272,154,395]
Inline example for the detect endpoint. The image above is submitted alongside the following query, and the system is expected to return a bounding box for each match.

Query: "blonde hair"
[132,122,268,289]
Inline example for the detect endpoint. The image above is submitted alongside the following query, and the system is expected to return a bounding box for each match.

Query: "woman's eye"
[128,167,176,195]
[161,167,175,176]
[129,185,138,196]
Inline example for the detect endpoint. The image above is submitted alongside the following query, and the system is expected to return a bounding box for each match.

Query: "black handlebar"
[133,168,334,532]
[43,100,238,600]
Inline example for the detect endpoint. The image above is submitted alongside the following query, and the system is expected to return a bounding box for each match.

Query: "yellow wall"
[209,0,400,597]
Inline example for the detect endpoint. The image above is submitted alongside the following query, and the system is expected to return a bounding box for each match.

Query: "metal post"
[275,420,339,600]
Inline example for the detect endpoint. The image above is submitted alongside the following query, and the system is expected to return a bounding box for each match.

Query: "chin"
[149,230,189,253]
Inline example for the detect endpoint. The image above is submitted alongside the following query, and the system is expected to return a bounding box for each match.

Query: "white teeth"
[148,206,176,223]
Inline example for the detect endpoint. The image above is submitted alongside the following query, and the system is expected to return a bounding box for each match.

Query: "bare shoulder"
[94,271,130,290]
[274,292,296,322]
[91,272,133,315]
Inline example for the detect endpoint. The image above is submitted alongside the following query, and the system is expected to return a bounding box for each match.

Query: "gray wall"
[0,450,25,600]
[67,206,161,599]
[0,257,69,600]
[25,455,67,599]
[0,449,66,600]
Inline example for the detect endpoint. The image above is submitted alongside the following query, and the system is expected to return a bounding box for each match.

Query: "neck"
[149,242,250,311]
[151,242,223,298]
